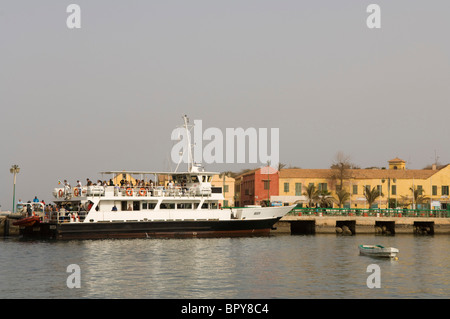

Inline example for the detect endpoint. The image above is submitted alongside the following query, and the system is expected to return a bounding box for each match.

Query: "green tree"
[303,184,319,208]
[363,186,384,209]
[318,190,334,208]
[335,189,350,208]
[410,186,428,209]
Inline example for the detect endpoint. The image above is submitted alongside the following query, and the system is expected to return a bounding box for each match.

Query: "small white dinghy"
[359,245,399,258]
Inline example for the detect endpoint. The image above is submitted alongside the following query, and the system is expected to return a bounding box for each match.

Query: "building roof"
[233,168,263,179]
[388,157,406,163]
[279,168,438,180]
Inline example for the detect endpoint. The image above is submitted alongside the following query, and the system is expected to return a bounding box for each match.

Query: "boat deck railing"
[53,185,219,199]
[286,207,450,218]
[38,211,89,224]
[56,211,88,223]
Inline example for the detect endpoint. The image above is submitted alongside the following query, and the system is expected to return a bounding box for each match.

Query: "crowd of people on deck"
[61,178,159,188]
[16,196,56,217]
[60,177,191,193]
[15,176,197,218]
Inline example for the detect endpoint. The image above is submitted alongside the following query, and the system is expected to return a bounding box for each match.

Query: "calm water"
[0,234,449,299]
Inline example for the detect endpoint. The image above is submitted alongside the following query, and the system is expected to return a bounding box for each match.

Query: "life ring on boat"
[74,188,79,197]
[58,189,64,197]
[139,188,147,196]
[126,188,133,196]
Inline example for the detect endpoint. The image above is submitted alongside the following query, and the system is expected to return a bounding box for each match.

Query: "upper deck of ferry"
[52,170,224,201]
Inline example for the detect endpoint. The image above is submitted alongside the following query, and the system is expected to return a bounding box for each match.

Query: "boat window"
[201,203,209,209]
[202,175,206,182]
[191,176,199,183]
[121,201,127,211]
[160,203,175,209]
[148,202,157,210]
[207,176,212,182]
[177,203,192,209]
[194,203,199,209]
[143,202,147,210]
[211,202,218,209]
[133,201,140,211]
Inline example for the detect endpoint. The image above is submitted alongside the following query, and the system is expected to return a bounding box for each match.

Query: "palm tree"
[398,195,411,209]
[363,186,383,209]
[277,163,287,171]
[303,184,319,207]
[317,190,334,208]
[409,186,428,209]
[335,189,350,208]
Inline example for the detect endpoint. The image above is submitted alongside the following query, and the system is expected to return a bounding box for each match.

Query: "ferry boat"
[18,116,293,239]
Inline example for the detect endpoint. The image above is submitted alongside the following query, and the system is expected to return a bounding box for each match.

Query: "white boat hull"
[19,205,294,240]
[359,245,399,258]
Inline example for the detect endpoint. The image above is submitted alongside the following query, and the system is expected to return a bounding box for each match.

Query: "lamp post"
[10,165,20,213]
[267,160,271,206]
[382,177,396,211]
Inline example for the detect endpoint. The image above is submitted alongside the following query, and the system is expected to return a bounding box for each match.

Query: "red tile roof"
[279,168,437,180]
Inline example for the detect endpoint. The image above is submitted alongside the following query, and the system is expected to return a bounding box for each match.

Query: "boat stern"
[231,205,295,220]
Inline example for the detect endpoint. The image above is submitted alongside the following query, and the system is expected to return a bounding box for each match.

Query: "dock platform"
[275,215,450,235]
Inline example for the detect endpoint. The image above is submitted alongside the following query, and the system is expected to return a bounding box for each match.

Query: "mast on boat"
[175,115,198,173]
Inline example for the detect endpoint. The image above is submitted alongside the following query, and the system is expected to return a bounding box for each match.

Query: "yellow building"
[211,174,235,207]
[275,158,450,210]
[112,173,137,186]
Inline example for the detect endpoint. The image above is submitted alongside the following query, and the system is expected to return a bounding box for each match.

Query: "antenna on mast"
[182,115,194,173]
[434,150,440,166]
[173,115,202,173]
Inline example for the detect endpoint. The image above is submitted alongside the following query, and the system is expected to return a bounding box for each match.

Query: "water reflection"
[1,234,449,298]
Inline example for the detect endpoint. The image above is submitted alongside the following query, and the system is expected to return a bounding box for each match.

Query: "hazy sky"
[1,1,449,210]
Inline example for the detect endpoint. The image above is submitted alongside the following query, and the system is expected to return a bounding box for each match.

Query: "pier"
[0,216,20,237]
[275,208,450,235]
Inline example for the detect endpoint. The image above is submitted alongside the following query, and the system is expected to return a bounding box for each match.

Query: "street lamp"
[10,165,20,213]
[267,160,271,206]
[382,177,396,210]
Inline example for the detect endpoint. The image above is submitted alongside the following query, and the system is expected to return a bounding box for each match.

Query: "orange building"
[234,167,279,207]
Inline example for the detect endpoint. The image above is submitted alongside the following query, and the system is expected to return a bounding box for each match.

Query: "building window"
[442,186,449,196]
[417,185,423,195]
[432,185,437,196]
[392,185,397,195]
[224,185,229,193]
[295,183,302,196]
[318,183,327,192]
[264,180,270,190]
[284,183,289,193]
[352,185,358,195]
[377,185,382,194]
[223,200,229,207]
